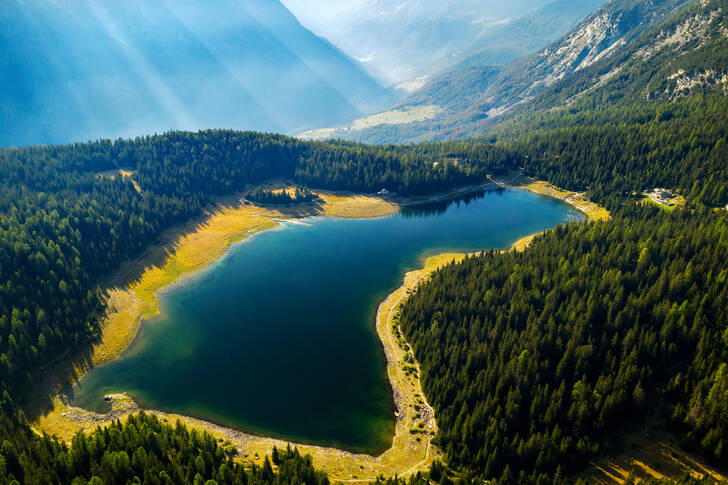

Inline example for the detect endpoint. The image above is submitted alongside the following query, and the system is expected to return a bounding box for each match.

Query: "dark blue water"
[73,189,582,453]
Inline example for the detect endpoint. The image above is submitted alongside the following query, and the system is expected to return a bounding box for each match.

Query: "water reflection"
[399,188,506,218]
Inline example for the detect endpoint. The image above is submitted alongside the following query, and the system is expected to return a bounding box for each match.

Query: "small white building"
[649,188,675,205]
[378,188,390,196]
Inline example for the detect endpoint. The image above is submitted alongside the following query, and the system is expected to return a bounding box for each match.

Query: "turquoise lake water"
[73,189,583,453]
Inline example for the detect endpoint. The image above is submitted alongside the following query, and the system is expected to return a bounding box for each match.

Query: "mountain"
[0,0,395,147]
[494,0,728,133]
[445,0,607,70]
[281,0,557,87]
[294,0,608,140]
[337,0,697,143]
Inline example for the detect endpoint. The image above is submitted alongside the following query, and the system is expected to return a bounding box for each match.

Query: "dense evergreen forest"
[0,405,332,484]
[399,207,728,483]
[499,93,728,208]
[245,187,320,205]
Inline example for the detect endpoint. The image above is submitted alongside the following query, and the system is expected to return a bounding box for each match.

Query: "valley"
[2,0,728,484]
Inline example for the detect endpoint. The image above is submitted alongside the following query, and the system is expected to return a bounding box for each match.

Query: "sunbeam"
[84,0,196,132]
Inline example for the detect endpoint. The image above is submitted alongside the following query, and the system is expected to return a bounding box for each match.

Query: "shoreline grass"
[498,173,611,222]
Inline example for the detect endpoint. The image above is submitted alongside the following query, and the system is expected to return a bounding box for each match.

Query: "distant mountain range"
[447,0,607,72]
[321,0,709,144]
[282,0,561,87]
[0,0,396,147]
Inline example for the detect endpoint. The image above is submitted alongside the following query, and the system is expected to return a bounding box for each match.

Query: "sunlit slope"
[0,0,394,147]
[339,0,697,143]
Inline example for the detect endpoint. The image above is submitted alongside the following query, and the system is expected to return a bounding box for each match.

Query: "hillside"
[495,0,728,133]
[0,0,395,147]
[281,0,560,87]
[339,0,702,143]
[401,207,728,483]
[450,0,607,71]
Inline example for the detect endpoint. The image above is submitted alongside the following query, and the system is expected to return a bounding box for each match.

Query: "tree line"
[0,403,331,485]
[245,187,320,205]
[399,206,728,483]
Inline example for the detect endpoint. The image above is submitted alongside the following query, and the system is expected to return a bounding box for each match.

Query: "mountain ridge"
[334,0,702,143]
[0,0,395,147]
[282,0,558,87]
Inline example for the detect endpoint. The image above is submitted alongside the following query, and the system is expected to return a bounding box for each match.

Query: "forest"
[399,206,728,483]
[244,187,320,205]
[505,92,728,208]
[0,405,333,484]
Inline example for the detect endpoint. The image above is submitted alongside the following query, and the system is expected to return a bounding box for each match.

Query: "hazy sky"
[281,0,365,30]
[279,0,555,86]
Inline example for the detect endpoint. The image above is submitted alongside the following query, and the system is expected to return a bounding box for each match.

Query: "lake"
[73,189,583,454]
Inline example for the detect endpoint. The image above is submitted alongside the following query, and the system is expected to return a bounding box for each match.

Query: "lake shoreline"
[32,180,606,481]
[496,173,611,222]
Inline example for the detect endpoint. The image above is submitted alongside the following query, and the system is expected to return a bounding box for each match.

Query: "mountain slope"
[294,0,608,140]
[342,0,696,143]
[448,0,607,72]
[415,0,692,118]
[0,0,395,147]
[282,0,556,87]
[495,0,728,133]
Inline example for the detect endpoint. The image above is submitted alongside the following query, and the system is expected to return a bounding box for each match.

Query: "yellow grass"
[91,290,142,366]
[98,169,142,193]
[299,105,442,140]
[239,183,398,219]
[583,426,725,484]
[499,174,611,222]
[511,234,538,252]
[349,105,442,130]
[319,192,397,218]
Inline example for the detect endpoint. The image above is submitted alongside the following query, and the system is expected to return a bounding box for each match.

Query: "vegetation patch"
[299,105,443,140]
[245,186,321,205]
[500,173,611,222]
